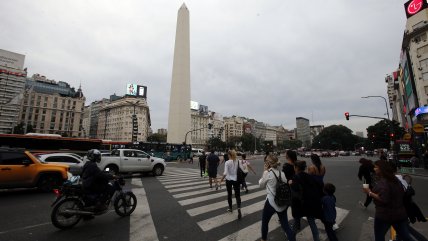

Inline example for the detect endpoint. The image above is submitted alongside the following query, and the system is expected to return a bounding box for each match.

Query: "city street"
[0,155,427,241]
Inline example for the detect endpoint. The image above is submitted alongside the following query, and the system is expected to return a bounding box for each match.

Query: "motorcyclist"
[81,149,115,211]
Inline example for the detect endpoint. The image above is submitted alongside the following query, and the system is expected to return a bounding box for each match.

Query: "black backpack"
[271,170,292,207]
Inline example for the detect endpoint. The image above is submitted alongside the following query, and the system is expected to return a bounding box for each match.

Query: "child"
[322,183,338,241]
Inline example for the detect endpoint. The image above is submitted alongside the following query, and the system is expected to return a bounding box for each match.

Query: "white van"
[191,148,204,157]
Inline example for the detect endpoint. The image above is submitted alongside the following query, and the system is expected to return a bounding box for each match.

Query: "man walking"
[199,151,207,177]
[206,150,220,189]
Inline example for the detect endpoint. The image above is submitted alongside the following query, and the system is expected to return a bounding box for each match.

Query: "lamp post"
[361,96,393,151]
[361,96,390,120]
[126,100,140,143]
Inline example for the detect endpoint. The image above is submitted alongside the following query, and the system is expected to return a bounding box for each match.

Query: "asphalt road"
[0,155,426,241]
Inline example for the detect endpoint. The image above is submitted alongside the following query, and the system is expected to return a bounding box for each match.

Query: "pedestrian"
[357,158,375,208]
[322,183,338,241]
[198,151,207,178]
[308,153,326,185]
[282,149,297,184]
[362,159,414,241]
[259,154,296,241]
[222,149,229,165]
[240,153,256,193]
[206,150,220,189]
[219,149,243,219]
[291,160,323,241]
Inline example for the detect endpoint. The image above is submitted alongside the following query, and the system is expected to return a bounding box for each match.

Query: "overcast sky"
[2,1,408,136]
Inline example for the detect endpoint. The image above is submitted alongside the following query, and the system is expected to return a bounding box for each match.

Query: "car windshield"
[34,154,47,163]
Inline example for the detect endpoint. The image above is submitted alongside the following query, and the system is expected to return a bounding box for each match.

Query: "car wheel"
[152,164,164,176]
[38,174,62,192]
[105,165,119,175]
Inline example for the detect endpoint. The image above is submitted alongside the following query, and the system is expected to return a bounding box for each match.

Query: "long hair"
[310,154,322,171]
[266,154,280,169]
[294,160,307,172]
[228,149,237,161]
[374,160,398,184]
[359,158,373,167]
[286,150,297,163]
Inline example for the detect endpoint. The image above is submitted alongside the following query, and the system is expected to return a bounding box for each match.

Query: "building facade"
[296,117,311,147]
[17,74,85,136]
[0,49,27,134]
[223,116,244,142]
[97,96,150,142]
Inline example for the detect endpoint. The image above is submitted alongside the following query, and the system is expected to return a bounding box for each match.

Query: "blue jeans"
[293,217,320,241]
[261,200,295,241]
[374,217,415,241]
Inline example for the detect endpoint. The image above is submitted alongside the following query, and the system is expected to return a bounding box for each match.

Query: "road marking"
[168,183,210,193]
[164,180,208,189]
[178,184,259,206]
[130,178,159,241]
[187,189,266,216]
[173,184,258,199]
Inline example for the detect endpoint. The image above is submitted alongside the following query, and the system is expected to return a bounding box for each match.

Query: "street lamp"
[361,96,390,120]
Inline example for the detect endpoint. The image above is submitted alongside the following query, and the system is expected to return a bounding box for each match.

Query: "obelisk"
[167,3,191,144]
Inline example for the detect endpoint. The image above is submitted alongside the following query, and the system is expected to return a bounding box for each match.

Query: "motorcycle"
[50,174,137,229]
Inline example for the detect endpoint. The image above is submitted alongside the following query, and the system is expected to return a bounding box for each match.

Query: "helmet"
[87,149,101,163]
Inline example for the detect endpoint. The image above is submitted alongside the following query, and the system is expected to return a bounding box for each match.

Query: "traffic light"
[390,133,395,139]
[345,112,349,120]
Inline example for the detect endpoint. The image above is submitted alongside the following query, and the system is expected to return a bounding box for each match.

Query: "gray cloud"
[1,0,406,136]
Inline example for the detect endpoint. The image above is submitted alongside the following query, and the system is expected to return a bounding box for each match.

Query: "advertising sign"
[137,85,147,98]
[0,49,25,69]
[190,101,199,110]
[127,84,137,96]
[199,105,208,115]
[404,0,428,18]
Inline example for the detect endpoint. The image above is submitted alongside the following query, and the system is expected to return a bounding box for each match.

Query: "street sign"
[413,124,424,133]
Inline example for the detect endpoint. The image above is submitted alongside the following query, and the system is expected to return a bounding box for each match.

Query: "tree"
[366,120,405,150]
[147,133,167,142]
[240,133,256,152]
[206,137,226,151]
[283,139,303,150]
[311,125,360,150]
[226,136,241,150]
[12,122,34,134]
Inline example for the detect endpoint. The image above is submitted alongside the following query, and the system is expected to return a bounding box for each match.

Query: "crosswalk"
[148,167,349,241]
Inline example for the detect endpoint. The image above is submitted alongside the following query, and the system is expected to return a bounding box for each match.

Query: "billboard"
[190,101,199,110]
[199,105,208,115]
[0,49,25,69]
[404,0,428,18]
[126,84,147,98]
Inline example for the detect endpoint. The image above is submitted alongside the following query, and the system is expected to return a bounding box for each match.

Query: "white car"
[36,153,84,176]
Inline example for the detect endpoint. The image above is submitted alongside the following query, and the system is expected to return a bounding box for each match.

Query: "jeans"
[374,217,415,241]
[199,162,206,177]
[225,180,241,209]
[261,200,295,241]
[293,217,320,241]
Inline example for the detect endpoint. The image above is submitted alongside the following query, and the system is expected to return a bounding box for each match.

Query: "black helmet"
[87,149,101,163]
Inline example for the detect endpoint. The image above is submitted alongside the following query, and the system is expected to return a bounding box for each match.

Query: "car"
[304,152,312,157]
[0,148,69,191]
[366,150,374,157]
[35,152,84,176]
[191,148,204,157]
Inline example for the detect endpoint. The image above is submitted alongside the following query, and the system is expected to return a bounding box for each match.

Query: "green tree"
[240,133,256,152]
[12,122,34,134]
[206,137,226,151]
[283,139,303,150]
[366,120,405,150]
[147,133,167,142]
[311,125,360,150]
[226,136,241,149]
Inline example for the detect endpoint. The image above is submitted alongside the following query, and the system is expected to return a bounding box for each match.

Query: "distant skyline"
[1,1,407,137]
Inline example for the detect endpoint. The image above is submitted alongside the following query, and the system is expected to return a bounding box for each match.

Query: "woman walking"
[291,160,323,241]
[240,153,256,193]
[220,149,243,219]
[259,154,295,241]
[308,154,326,185]
[357,158,375,208]
[282,149,297,184]
[362,159,414,241]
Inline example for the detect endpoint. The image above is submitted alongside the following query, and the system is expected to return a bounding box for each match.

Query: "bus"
[134,142,192,161]
[0,133,102,154]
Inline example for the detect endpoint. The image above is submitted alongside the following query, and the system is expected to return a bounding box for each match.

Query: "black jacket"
[291,172,323,219]
[81,161,113,193]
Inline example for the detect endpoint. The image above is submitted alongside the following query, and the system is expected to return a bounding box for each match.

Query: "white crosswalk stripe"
[157,167,349,241]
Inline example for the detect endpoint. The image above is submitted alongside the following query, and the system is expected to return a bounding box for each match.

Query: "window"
[0,152,32,165]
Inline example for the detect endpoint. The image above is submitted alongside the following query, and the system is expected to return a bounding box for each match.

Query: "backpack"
[270,170,292,207]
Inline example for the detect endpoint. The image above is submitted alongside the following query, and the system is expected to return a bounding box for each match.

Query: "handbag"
[236,160,246,183]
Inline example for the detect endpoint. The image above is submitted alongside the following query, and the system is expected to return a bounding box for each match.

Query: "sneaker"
[333,223,340,231]
[358,201,366,208]
[227,208,232,213]
[245,189,249,194]
[238,209,242,219]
